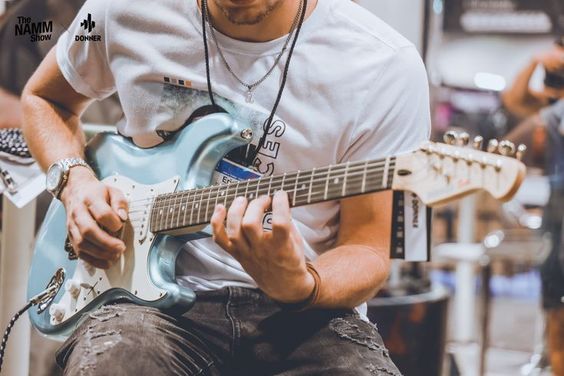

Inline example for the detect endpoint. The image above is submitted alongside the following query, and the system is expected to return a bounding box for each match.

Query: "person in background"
[503,40,564,375]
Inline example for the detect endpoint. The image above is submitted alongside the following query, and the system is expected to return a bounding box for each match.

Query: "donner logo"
[80,13,95,32]
[75,13,101,42]
[14,16,53,42]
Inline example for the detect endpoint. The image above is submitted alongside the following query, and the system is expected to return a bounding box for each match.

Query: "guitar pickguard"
[47,175,179,326]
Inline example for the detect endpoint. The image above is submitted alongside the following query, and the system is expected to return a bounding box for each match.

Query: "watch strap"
[51,157,91,199]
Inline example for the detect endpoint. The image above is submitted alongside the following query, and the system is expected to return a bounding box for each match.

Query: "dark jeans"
[56,287,401,375]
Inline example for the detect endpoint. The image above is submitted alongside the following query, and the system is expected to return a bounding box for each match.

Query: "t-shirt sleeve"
[340,46,431,163]
[540,99,564,135]
[56,0,115,100]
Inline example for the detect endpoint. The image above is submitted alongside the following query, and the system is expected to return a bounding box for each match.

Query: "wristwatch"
[46,157,91,199]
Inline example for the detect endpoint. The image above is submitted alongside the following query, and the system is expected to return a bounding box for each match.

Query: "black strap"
[200,0,308,166]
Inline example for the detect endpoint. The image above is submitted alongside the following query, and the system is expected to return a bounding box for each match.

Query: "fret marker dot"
[159,209,163,215]
[301,184,306,190]
[181,206,185,211]
[169,208,173,213]
[221,191,225,196]
[249,193,254,198]
[195,203,199,208]
[334,178,340,184]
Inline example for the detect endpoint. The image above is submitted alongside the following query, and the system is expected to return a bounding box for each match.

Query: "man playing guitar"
[21,0,430,374]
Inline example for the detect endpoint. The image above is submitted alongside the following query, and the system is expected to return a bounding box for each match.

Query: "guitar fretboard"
[149,157,396,233]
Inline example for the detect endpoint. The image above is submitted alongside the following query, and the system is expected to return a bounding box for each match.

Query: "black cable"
[201,0,308,166]
[0,301,33,374]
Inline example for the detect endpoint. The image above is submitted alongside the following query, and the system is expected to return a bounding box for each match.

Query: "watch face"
[46,164,64,192]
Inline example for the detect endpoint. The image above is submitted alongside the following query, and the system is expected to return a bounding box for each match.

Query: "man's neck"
[202,0,316,43]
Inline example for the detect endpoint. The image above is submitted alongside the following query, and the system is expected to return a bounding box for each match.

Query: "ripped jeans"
[56,287,401,376]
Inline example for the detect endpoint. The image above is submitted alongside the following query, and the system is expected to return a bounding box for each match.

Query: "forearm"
[502,59,547,118]
[20,48,91,171]
[311,244,390,309]
[21,92,85,170]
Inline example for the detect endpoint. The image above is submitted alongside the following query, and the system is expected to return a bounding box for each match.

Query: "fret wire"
[307,168,315,203]
[324,165,332,200]
[175,189,183,229]
[361,160,368,193]
[292,170,300,206]
[205,185,214,223]
[190,188,197,226]
[163,193,172,231]
[148,158,394,210]
[182,190,190,227]
[342,162,349,197]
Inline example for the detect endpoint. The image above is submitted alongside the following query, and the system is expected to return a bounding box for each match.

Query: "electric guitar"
[27,113,526,340]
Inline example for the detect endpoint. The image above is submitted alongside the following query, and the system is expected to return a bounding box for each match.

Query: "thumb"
[108,186,128,221]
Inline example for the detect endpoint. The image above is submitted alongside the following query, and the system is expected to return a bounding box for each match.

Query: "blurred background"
[0,0,563,375]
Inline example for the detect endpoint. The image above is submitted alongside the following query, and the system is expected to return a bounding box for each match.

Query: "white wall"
[356,0,425,53]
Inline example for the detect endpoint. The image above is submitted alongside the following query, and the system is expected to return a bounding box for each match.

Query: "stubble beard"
[212,0,285,25]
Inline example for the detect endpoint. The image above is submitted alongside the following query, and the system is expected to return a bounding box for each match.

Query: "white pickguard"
[49,175,179,325]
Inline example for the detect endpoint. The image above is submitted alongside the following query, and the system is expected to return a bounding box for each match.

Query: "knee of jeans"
[56,304,159,373]
[329,315,402,376]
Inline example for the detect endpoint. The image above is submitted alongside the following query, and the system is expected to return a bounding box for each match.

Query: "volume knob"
[49,303,66,322]
[65,279,82,298]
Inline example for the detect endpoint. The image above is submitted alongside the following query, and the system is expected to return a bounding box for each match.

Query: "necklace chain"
[204,0,304,103]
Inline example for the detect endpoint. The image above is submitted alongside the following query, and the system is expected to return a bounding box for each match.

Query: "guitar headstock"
[392,131,527,206]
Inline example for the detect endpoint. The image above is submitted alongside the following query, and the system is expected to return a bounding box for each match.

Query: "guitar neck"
[150,157,396,234]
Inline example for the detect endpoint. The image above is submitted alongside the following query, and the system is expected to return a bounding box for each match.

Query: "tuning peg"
[498,140,516,156]
[457,132,470,146]
[487,139,499,153]
[443,131,458,145]
[472,136,484,150]
[516,144,527,161]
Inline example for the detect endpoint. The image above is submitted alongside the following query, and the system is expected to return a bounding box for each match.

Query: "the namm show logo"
[14,16,53,42]
[75,13,101,42]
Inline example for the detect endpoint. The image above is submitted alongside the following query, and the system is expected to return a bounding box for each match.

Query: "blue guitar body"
[27,113,253,340]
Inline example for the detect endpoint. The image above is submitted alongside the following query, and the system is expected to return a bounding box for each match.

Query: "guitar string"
[143,169,395,231]
[123,158,396,210]
[126,164,395,220]
[126,170,393,231]
[126,166,394,221]
[126,162,395,216]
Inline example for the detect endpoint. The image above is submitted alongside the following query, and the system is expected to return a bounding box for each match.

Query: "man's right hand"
[60,167,128,269]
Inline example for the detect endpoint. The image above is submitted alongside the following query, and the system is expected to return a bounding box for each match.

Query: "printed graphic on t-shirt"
[157,76,286,178]
[157,76,284,231]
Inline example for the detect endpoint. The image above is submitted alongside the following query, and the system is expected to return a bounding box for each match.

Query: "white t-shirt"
[57,0,431,293]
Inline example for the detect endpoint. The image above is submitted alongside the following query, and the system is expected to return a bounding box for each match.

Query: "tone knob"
[49,303,66,322]
[65,279,82,298]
